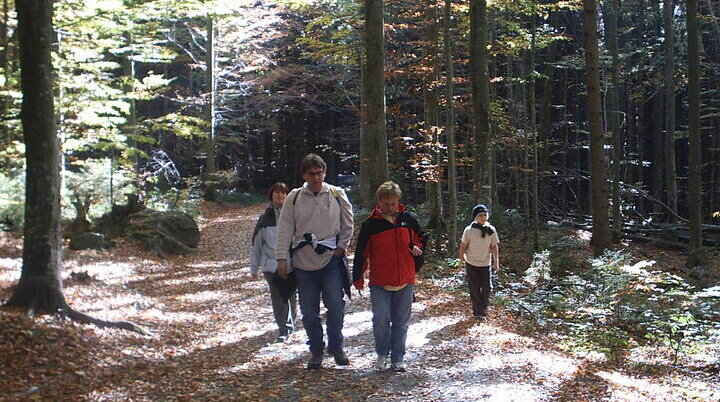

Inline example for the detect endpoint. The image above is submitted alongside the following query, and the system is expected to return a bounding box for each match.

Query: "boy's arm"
[458,242,469,262]
[490,243,500,272]
[352,222,369,289]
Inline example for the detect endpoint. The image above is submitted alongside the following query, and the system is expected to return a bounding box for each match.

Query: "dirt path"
[1,203,715,401]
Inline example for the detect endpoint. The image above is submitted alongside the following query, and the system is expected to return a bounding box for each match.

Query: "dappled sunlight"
[176,290,227,303]
[184,260,239,270]
[406,315,464,348]
[343,310,373,337]
[5,202,718,401]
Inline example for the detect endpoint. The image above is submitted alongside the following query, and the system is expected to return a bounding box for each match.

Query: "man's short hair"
[376,181,402,200]
[301,153,326,174]
[267,182,289,201]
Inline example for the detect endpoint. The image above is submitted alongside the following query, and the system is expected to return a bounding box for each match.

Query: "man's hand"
[411,245,422,256]
[277,259,288,278]
[333,247,346,257]
[493,264,500,274]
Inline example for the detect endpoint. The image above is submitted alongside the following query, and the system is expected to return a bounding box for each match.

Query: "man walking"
[276,154,354,369]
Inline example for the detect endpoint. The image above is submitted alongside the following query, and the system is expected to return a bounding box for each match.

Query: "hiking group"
[250,153,500,372]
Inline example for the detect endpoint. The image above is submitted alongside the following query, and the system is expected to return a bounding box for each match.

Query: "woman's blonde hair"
[376,181,402,200]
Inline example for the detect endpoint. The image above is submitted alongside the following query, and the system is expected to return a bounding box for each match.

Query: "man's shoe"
[375,355,388,371]
[331,350,350,366]
[391,362,407,372]
[275,334,288,343]
[306,352,323,370]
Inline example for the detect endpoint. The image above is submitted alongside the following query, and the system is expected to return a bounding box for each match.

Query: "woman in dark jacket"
[250,182,297,342]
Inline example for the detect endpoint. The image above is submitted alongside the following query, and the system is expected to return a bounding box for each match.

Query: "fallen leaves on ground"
[0,202,718,401]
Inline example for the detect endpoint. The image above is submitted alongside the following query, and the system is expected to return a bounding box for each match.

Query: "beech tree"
[363,0,389,204]
[582,0,610,254]
[7,0,64,312]
[470,0,492,204]
[7,0,141,332]
[687,0,702,262]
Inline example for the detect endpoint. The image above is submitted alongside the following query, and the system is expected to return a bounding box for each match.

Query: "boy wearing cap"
[458,204,500,319]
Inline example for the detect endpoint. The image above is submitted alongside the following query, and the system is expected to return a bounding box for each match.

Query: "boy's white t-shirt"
[461,223,499,267]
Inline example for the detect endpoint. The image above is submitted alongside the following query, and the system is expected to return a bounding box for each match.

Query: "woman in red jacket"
[353,181,427,372]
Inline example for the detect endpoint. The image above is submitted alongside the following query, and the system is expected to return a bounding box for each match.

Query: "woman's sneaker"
[391,362,407,372]
[375,355,388,371]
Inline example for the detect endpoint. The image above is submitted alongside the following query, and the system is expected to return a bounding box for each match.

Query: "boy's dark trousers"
[466,263,492,316]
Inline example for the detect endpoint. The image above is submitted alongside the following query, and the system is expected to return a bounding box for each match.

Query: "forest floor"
[1,202,718,401]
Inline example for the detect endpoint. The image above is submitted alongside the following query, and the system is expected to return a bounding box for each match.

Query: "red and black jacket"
[352,205,428,290]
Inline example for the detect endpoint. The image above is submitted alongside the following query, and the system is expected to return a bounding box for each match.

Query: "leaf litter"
[0,202,717,401]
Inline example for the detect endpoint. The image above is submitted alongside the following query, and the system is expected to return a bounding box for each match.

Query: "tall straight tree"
[529,8,539,250]
[604,0,622,239]
[204,14,216,174]
[444,0,458,254]
[363,0,389,202]
[663,0,677,223]
[582,0,611,254]
[687,0,702,259]
[423,0,442,235]
[470,0,492,204]
[7,0,64,311]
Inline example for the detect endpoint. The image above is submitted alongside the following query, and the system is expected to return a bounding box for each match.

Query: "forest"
[0,0,719,400]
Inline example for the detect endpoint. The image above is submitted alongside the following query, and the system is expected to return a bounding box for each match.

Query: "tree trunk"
[204,15,216,174]
[604,0,622,240]
[663,0,677,222]
[122,32,137,165]
[364,0,389,204]
[538,15,557,175]
[8,0,65,312]
[582,0,611,255]
[358,52,370,207]
[1,0,11,145]
[470,0,492,204]
[529,9,539,250]
[651,93,664,216]
[444,0,458,255]
[687,0,703,260]
[424,0,442,237]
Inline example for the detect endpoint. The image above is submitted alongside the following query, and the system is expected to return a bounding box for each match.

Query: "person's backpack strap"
[292,186,342,206]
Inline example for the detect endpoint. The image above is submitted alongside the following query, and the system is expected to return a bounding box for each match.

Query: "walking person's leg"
[465,263,484,317]
[389,284,413,371]
[478,266,492,315]
[295,268,325,368]
[370,285,392,369]
[321,255,348,365]
[287,288,298,334]
[263,273,290,340]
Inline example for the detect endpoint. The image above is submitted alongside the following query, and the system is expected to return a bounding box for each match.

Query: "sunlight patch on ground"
[184,260,237,270]
[343,310,373,337]
[176,290,227,303]
[208,215,251,224]
[406,315,464,348]
[65,261,136,281]
[466,348,577,376]
[0,258,19,282]
[597,369,720,400]
[140,309,204,324]
[597,370,670,398]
